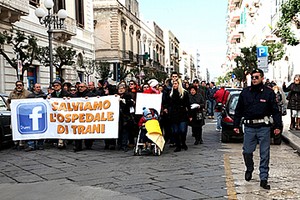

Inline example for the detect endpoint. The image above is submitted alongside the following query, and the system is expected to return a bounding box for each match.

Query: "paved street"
[0,119,299,200]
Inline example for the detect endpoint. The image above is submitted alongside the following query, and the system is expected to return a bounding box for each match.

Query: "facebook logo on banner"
[17,102,47,134]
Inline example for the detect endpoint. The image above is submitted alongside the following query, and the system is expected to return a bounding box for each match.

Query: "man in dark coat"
[73,82,96,152]
[25,83,46,151]
[50,80,70,149]
[233,69,282,190]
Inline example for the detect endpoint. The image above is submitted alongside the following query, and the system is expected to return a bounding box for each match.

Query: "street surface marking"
[224,153,238,200]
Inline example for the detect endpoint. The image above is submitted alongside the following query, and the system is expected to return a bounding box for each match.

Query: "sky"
[139,0,228,79]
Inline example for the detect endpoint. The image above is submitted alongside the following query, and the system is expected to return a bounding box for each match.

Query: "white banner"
[135,93,162,115]
[11,96,120,140]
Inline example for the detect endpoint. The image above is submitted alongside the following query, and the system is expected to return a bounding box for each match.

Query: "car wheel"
[221,132,230,143]
[273,136,282,145]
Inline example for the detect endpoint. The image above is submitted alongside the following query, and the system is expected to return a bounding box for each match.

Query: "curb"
[282,129,300,154]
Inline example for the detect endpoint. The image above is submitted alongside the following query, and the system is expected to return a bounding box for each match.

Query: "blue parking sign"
[257,46,268,57]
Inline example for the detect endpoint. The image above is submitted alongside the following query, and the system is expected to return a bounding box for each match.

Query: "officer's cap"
[251,69,264,77]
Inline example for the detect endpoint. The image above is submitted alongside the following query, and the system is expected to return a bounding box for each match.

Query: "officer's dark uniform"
[234,74,282,188]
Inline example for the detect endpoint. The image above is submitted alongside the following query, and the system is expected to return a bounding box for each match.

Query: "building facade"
[164,30,180,76]
[0,0,94,93]
[225,0,300,85]
[94,0,141,82]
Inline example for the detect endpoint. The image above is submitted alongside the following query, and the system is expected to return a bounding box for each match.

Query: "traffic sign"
[257,46,268,57]
[257,57,268,72]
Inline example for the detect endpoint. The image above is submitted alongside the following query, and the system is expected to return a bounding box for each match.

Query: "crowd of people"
[6,68,300,191]
[7,71,299,156]
[7,71,228,153]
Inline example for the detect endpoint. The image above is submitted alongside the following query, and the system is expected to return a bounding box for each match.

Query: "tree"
[0,28,39,81]
[277,0,300,46]
[36,46,76,82]
[94,60,111,80]
[261,42,285,64]
[119,65,131,81]
[233,43,285,84]
[216,71,232,86]
[234,46,257,83]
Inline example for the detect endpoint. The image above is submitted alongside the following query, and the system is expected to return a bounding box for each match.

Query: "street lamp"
[35,0,67,84]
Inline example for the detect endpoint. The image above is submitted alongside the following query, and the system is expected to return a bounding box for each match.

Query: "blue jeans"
[207,99,215,116]
[27,140,35,149]
[216,111,222,129]
[171,121,188,148]
[243,126,270,180]
[27,140,44,149]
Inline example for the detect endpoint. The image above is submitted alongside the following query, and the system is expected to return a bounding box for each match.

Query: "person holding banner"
[7,80,30,150]
[117,83,135,152]
[127,80,138,149]
[164,79,191,152]
[50,80,70,149]
[72,82,96,152]
[25,83,47,151]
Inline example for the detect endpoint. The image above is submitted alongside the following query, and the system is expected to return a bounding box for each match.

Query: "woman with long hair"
[283,74,300,130]
[164,79,191,152]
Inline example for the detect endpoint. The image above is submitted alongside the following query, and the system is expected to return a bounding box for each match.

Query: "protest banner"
[11,96,120,140]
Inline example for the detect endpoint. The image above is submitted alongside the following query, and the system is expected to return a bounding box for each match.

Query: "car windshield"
[228,95,239,115]
[0,97,7,111]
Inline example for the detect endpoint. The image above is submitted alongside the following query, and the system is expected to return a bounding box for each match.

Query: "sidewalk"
[282,116,300,154]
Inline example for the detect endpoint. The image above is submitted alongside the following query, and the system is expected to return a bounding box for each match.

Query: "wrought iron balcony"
[52,16,77,42]
[122,50,134,63]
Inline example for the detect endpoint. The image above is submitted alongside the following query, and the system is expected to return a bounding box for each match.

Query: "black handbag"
[215,102,224,110]
[215,91,226,110]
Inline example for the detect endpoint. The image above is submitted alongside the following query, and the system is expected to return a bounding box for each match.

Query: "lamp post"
[35,0,67,84]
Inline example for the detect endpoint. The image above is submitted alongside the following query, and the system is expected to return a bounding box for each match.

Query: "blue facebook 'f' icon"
[17,102,47,134]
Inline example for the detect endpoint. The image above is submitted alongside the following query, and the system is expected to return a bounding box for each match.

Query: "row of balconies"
[121,50,157,68]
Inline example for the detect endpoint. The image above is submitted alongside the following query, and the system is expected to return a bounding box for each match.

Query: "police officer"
[233,69,282,190]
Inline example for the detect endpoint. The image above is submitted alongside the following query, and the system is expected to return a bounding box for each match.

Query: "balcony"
[236,24,245,34]
[0,0,29,23]
[231,34,241,40]
[230,39,237,44]
[52,17,77,42]
[230,10,241,22]
[230,22,236,27]
[253,0,261,7]
[121,50,134,63]
[263,35,278,43]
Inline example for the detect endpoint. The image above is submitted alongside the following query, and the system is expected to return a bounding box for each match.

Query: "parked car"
[221,91,244,143]
[225,87,242,93]
[221,90,283,145]
[0,93,12,148]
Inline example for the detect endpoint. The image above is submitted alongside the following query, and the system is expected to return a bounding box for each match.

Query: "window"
[75,0,84,28]
[29,0,39,7]
[53,0,66,14]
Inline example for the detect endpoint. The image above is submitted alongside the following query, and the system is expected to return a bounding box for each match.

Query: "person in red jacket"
[213,85,230,132]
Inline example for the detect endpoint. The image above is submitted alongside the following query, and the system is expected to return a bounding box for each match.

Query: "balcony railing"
[52,16,77,42]
[121,50,134,63]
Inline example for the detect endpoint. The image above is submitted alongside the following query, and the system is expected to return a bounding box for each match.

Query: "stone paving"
[0,120,299,200]
[222,135,300,199]
[0,123,229,200]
